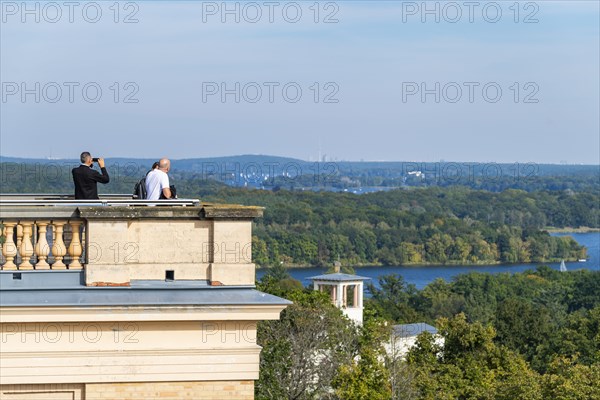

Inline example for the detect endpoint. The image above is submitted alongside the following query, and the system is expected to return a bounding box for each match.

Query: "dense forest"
[0,161,597,267]
[206,187,593,267]
[257,266,600,399]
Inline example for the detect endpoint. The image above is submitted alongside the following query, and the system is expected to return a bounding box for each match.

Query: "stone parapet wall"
[1,202,263,286]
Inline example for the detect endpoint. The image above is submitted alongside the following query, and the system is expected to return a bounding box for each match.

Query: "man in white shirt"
[145,158,173,200]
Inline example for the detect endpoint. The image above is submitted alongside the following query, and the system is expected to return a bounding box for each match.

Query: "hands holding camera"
[92,157,105,168]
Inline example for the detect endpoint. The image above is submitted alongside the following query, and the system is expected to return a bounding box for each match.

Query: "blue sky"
[1,1,598,163]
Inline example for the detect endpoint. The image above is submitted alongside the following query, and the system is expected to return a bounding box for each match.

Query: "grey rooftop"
[0,286,291,307]
[0,271,290,307]
[392,323,438,337]
[307,272,371,282]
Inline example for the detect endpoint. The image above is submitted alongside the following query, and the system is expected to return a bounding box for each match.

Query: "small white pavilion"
[308,270,370,326]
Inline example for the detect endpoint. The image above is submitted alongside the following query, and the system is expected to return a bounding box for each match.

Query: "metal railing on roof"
[0,194,200,207]
[0,193,135,200]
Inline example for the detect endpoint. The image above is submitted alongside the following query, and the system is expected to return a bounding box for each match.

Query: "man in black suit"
[72,152,110,199]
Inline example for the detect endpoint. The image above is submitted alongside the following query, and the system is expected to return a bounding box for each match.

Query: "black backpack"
[133,177,147,199]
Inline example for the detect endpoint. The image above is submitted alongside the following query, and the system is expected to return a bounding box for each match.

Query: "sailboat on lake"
[560,260,567,272]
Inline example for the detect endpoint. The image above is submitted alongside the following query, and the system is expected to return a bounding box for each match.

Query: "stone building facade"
[0,196,289,400]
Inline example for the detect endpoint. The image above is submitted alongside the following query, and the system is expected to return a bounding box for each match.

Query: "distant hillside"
[2,155,598,172]
[1,155,598,193]
[0,154,304,167]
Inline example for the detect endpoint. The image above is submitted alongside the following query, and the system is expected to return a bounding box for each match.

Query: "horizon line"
[0,154,599,167]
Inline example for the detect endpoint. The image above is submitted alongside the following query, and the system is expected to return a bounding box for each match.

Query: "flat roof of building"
[392,323,437,337]
[0,271,290,307]
[0,286,290,307]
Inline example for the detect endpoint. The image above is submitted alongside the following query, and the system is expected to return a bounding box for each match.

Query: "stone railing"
[0,195,262,286]
[1,219,84,270]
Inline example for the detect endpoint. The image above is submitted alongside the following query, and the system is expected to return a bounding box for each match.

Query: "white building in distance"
[308,272,370,326]
[385,323,444,359]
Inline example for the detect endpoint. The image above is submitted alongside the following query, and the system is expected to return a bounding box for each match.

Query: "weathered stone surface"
[77,203,263,220]
[78,206,203,220]
[202,203,264,219]
[210,263,256,286]
[1,203,263,220]
[0,206,79,220]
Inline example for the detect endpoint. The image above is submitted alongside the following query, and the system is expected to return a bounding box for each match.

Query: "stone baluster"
[80,223,86,264]
[16,224,23,248]
[2,223,18,270]
[51,221,67,269]
[15,224,23,265]
[68,220,83,269]
[18,222,34,270]
[35,221,51,270]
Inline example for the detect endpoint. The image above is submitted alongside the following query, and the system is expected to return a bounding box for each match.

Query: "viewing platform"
[0,194,289,400]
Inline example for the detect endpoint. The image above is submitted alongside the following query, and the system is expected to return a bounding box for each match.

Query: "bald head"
[158,158,170,172]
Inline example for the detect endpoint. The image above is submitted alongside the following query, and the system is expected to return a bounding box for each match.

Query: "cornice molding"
[0,304,287,323]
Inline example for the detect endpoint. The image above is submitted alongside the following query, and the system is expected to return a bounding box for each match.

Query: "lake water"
[256,232,600,290]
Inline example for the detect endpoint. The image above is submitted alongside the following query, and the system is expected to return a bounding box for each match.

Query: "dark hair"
[152,162,159,169]
[80,152,91,163]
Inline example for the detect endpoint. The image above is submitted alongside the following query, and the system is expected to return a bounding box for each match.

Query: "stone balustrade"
[0,195,263,286]
[1,220,85,271]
